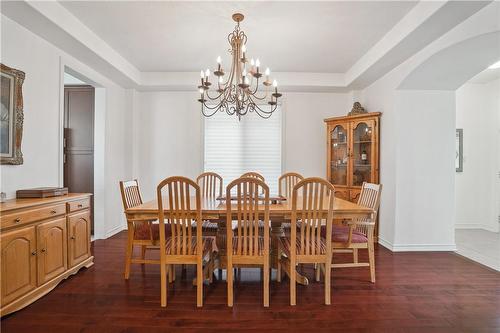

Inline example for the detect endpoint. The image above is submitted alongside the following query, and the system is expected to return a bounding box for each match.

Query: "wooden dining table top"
[125,196,374,218]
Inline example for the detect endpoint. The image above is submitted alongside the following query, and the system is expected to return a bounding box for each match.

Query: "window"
[204,107,282,194]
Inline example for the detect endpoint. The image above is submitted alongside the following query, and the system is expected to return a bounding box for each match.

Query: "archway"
[393,32,499,268]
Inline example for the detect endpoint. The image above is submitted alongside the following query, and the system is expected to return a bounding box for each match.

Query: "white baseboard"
[455,248,500,271]
[105,224,127,238]
[377,237,394,251]
[377,238,456,252]
[391,243,457,252]
[455,223,499,233]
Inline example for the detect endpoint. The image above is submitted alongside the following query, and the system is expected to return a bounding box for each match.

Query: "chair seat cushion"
[328,225,368,243]
[279,236,327,256]
[201,221,218,234]
[165,236,213,256]
[220,236,266,256]
[231,220,268,231]
[282,221,303,234]
[134,221,171,240]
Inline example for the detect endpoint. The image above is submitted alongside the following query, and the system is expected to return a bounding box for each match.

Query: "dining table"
[125,195,375,285]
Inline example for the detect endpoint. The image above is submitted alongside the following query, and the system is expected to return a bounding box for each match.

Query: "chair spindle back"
[120,180,143,210]
[291,178,335,256]
[156,177,202,256]
[278,172,304,199]
[355,182,382,236]
[240,172,265,182]
[196,172,223,198]
[226,177,270,257]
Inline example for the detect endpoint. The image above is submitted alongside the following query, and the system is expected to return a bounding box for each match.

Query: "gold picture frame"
[1,63,25,165]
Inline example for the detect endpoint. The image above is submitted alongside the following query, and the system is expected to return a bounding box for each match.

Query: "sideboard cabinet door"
[37,218,67,285]
[1,227,37,306]
[67,211,91,268]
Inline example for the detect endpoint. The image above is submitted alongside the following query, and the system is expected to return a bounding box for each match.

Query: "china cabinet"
[325,112,381,237]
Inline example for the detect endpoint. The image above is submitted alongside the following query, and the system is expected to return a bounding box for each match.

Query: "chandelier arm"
[205,89,223,100]
[201,102,221,117]
[249,75,260,95]
[202,100,224,111]
[248,87,269,101]
[247,95,277,115]
[253,103,277,119]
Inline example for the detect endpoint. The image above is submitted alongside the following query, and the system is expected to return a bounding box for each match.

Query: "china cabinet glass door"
[350,121,375,186]
[330,124,349,186]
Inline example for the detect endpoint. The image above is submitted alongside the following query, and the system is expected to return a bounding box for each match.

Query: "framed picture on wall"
[455,128,463,172]
[1,63,25,165]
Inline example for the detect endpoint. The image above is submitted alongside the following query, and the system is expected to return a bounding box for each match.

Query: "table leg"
[280,258,309,286]
[193,217,225,286]
[270,218,284,269]
[270,218,308,285]
[215,217,227,270]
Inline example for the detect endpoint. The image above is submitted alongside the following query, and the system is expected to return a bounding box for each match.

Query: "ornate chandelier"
[197,13,281,119]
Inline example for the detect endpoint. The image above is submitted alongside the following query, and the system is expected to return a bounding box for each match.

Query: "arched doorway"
[396,32,500,269]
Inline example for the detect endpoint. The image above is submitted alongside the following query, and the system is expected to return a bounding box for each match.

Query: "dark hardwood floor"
[2,231,499,333]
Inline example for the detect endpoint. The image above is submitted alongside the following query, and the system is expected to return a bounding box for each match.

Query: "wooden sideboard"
[0,193,93,316]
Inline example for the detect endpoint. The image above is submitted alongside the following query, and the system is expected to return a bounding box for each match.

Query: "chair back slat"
[291,178,335,256]
[120,180,143,210]
[355,182,382,236]
[278,172,304,199]
[157,177,202,256]
[197,172,223,198]
[240,172,265,182]
[227,177,270,257]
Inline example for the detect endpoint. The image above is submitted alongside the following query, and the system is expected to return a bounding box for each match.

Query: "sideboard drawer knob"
[31,250,37,256]
[50,210,57,214]
[70,236,76,240]
[14,218,21,223]
[41,248,46,253]
[77,204,83,208]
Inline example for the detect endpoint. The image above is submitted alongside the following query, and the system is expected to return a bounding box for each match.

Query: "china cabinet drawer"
[67,198,90,213]
[0,204,66,229]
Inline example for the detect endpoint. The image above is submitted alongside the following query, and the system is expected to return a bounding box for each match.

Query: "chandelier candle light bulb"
[197,12,281,119]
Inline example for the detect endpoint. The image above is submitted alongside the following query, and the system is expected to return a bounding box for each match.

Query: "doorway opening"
[61,65,105,240]
[63,72,95,236]
[454,66,500,270]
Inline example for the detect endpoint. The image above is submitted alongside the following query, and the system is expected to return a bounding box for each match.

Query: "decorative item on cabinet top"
[0,193,93,317]
[17,187,69,198]
[348,102,367,116]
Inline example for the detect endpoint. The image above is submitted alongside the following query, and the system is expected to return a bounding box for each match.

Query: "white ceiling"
[60,1,417,73]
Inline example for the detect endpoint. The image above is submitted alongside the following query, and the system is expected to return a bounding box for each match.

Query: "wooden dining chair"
[156,176,214,307]
[330,182,382,283]
[278,172,304,199]
[279,172,304,234]
[226,177,270,307]
[196,172,223,237]
[277,177,334,305]
[240,171,265,182]
[120,179,163,279]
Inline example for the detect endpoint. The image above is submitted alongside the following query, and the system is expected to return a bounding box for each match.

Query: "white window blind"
[204,107,282,194]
